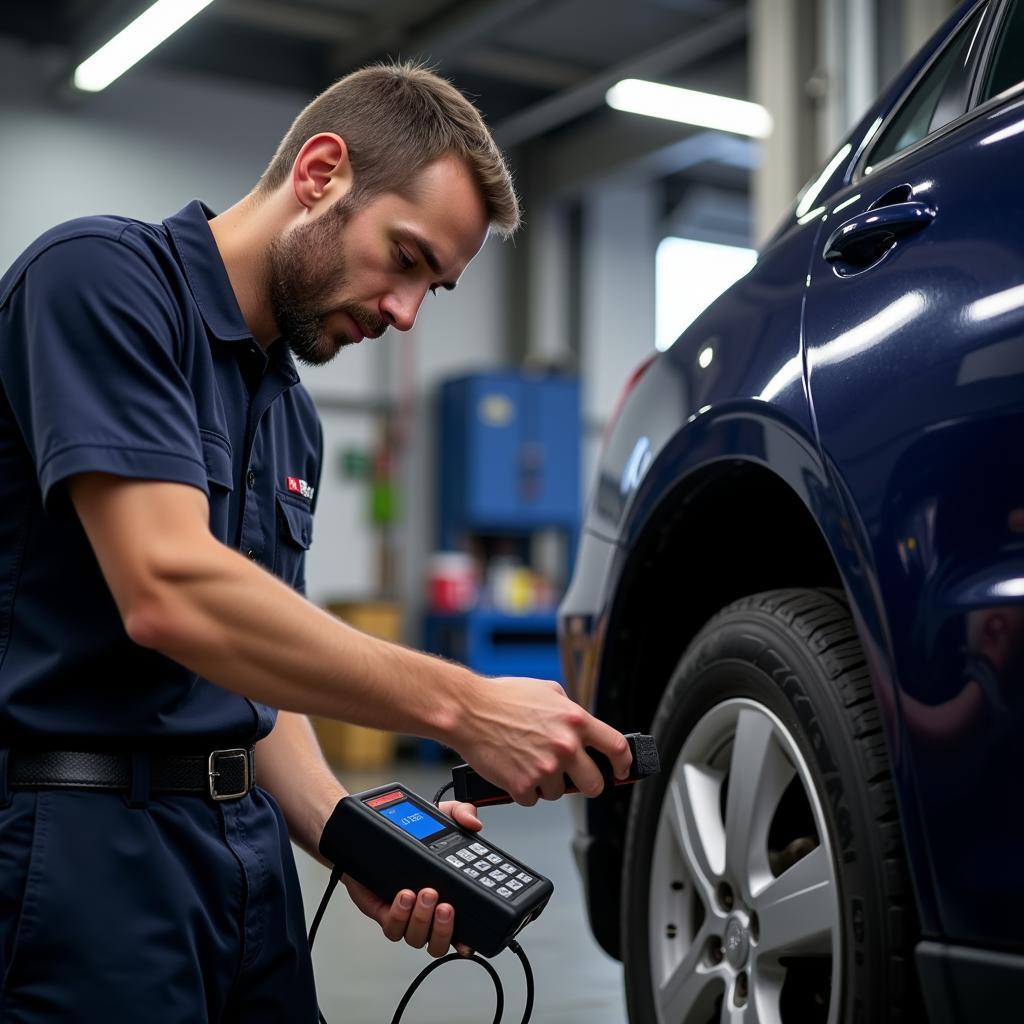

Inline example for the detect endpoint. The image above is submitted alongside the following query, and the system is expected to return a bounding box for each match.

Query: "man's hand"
[342,800,481,958]
[454,676,632,806]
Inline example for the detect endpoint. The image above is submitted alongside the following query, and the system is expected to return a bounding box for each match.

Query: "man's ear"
[291,133,354,212]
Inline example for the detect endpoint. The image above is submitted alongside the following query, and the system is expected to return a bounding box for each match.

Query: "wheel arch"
[602,458,843,733]
[582,455,849,959]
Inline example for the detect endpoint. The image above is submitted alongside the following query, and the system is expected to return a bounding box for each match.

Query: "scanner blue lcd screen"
[379,800,447,841]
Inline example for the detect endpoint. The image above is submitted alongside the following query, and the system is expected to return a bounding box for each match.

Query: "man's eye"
[397,248,414,270]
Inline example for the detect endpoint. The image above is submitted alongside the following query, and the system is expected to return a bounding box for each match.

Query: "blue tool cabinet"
[438,372,580,543]
[426,371,581,686]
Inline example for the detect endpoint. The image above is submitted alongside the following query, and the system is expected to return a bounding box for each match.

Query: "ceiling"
[0,0,750,151]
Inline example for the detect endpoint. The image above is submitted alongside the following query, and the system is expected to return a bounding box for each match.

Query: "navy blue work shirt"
[0,200,323,750]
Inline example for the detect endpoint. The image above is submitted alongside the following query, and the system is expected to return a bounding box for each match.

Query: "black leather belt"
[8,748,256,801]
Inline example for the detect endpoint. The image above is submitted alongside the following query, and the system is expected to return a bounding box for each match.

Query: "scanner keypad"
[447,841,536,899]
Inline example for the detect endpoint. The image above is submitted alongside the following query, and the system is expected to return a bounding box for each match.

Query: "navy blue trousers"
[0,785,319,1022]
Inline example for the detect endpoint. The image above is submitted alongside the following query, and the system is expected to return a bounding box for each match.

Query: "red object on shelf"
[426,552,478,612]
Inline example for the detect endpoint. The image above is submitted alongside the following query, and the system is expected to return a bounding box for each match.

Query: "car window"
[980,0,1024,101]
[867,3,990,169]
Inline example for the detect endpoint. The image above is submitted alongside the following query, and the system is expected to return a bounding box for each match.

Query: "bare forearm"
[71,474,632,806]
[256,710,344,860]
[132,537,478,743]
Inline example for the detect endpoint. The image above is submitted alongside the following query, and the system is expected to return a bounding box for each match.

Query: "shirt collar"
[163,199,298,383]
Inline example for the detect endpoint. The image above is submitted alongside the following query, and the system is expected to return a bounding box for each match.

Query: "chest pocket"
[201,432,234,542]
[274,491,313,590]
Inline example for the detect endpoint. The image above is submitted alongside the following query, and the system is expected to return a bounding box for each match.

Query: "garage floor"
[295,761,627,1023]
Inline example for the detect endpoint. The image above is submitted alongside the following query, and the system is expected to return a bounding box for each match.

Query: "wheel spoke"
[742,971,783,1024]
[721,1000,746,1024]
[724,709,795,900]
[716,976,773,1024]
[657,930,722,1023]
[668,767,725,903]
[752,845,836,957]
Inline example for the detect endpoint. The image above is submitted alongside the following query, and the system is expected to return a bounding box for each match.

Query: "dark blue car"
[558,2,1024,1021]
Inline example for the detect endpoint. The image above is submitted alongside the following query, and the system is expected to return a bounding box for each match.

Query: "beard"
[266,193,389,366]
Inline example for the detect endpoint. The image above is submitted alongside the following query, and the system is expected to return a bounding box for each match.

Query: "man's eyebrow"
[405,231,457,291]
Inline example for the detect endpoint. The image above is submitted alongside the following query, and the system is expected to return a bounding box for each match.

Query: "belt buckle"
[208,748,250,801]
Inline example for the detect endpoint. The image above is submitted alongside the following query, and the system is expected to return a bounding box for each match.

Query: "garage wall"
[0,42,298,261]
[579,183,659,492]
[392,235,513,631]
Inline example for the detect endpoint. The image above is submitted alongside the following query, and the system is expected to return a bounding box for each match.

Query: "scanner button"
[474,860,490,871]
[496,887,513,898]
[500,863,516,874]
[445,855,464,868]
[490,870,508,882]
[457,849,475,861]
[508,880,523,891]
[486,854,502,864]
[480,877,496,888]
[464,868,480,879]
[469,843,487,856]
[516,873,533,884]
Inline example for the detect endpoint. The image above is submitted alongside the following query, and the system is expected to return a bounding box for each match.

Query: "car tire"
[621,588,919,1024]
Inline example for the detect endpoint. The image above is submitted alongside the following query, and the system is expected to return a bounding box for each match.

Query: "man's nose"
[381,287,425,332]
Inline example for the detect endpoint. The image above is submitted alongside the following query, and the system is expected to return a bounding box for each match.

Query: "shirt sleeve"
[0,232,208,512]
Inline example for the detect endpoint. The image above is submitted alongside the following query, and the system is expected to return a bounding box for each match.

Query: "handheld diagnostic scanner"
[319,784,553,958]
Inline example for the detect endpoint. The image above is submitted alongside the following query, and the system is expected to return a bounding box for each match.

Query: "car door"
[801,0,1024,952]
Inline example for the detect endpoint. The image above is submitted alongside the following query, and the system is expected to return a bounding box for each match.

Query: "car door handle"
[823,201,937,266]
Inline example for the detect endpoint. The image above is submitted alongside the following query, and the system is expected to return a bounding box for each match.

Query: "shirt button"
[247,469,256,488]
[247,549,256,560]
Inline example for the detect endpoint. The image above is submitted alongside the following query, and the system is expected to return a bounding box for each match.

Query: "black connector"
[451,733,660,807]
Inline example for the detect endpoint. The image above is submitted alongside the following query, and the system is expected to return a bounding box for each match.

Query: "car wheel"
[622,588,917,1024]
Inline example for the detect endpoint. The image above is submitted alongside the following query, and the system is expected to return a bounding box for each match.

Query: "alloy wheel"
[646,697,840,1024]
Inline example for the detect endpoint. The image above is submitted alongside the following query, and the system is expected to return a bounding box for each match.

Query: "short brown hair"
[257,61,520,236]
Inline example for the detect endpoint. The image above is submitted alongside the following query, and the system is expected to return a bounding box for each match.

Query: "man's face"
[267,154,490,365]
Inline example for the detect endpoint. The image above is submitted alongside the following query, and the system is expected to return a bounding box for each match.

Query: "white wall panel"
[303,410,379,605]
[578,184,657,492]
[396,236,511,635]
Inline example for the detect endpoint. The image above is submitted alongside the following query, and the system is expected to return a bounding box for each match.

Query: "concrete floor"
[296,760,627,1023]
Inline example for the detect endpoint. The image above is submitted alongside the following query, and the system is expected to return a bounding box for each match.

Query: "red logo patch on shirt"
[286,476,315,501]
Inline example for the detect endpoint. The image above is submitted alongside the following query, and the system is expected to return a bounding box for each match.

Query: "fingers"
[462,675,632,803]
[512,784,540,807]
[427,903,454,958]
[524,680,633,786]
[381,889,417,942]
[403,889,439,950]
[583,717,633,782]
[537,722,632,800]
[536,770,568,801]
[438,800,482,831]
[380,889,455,958]
[562,749,604,799]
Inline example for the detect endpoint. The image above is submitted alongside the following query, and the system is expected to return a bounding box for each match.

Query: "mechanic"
[0,62,631,1022]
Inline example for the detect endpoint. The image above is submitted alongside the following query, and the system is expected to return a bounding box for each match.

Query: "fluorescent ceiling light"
[606,79,772,139]
[73,0,216,93]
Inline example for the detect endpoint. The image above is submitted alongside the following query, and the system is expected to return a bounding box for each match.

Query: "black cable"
[308,865,536,1024]
[432,779,454,805]
[309,866,342,950]
[391,952,504,1024]
[507,940,534,1024]
[311,777,536,1024]
[309,867,342,1024]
